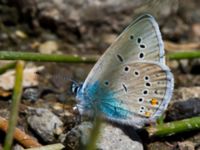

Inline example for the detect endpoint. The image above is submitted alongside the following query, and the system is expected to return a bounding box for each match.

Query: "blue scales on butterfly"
[76,81,132,119]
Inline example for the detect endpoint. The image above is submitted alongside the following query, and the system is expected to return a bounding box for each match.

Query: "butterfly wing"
[76,14,173,127]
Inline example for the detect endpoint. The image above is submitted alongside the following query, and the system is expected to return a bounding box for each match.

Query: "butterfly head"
[71,81,83,95]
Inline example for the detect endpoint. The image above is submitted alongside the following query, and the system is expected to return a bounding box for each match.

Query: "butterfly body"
[73,14,174,128]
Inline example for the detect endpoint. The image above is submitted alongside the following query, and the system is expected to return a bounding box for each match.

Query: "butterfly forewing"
[82,14,164,88]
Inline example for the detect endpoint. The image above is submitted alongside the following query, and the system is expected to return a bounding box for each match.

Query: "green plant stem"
[0,51,98,63]
[86,116,102,150]
[146,116,200,138]
[167,51,200,60]
[0,51,200,63]
[4,61,24,150]
[0,62,16,75]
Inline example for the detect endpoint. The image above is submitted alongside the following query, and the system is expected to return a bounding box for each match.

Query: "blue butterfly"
[72,14,174,128]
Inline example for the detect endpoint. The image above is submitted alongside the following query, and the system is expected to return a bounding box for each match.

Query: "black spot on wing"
[122,83,128,93]
[137,37,142,43]
[130,35,134,40]
[139,52,144,59]
[104,80,109,86]
[117,54,123,62]
[140,44,146,49]
[146,82,151,87]
[124,66,130,72]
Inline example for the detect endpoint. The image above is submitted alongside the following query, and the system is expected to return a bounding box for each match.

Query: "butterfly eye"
[71,83,81,94]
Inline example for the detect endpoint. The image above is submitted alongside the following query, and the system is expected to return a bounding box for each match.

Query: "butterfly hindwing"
[99,61,173,126]
[76,61,173,127]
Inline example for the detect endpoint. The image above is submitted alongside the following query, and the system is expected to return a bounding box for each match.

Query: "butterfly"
[72,14,174,128]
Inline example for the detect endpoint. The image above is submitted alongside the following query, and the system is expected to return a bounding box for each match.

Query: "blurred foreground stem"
[86,116,102,150]
[4,61,24,150]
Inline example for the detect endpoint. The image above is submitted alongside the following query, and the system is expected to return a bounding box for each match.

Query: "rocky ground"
[0,0,200,149]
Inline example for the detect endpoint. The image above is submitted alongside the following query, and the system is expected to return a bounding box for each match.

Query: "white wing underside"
[79,14,174,127]
[83,14,165,87]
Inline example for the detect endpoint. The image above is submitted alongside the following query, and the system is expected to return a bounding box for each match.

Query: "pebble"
[13,144,24,150]
[15,30,27,39]
[27,108,63,143]
[177,141,195,150]
[39,40,59,54]
[167,97,200,121]
[97,123,143,150]
[63,122,92,150]
[63,121,143,150]
[23,88,41,102]
[167,87,200,121]
[192,23,200,37]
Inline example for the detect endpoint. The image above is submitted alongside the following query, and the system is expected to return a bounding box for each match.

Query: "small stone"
[172,87,200,101]
[97,123,143,150]
[167,98,200,121]
[23,88,41,102]
[192,23,200,37]
[64,122,93,150]
[101,33,117,45]
[12,144,24,150]
[63,121,143,150]
[148,141,174,150]
[0,66,44,90]
[15,30,27,39]
[39,40,59,54]
[177,141,195,150]
[167,87,200,121]
[27,108,63,143]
